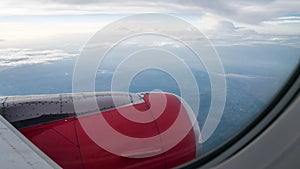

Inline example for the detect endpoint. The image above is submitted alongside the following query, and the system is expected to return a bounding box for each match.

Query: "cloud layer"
[0,1,299,50]
[0,0,299,24]
[0,48,77,68]
[224,73,275,79]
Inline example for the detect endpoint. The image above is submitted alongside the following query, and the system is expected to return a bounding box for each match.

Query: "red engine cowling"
[1,92,201,169]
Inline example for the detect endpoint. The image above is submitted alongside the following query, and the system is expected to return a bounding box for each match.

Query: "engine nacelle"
[0,92,201,169]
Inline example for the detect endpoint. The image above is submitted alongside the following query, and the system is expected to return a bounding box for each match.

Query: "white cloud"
[1,0,299,24]
[0,0,299,50]
[225,73,258,79]
[193,18,300,47]
[0,0,197,16]
[277,16,300,20]
[120,38,182,48]
[97,69,113,75]
[0,48,77,68]
[263,16,300,25]
[220,73,275,79]
[191,0,300,24]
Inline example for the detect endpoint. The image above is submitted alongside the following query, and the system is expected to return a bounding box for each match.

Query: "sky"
[0,0,299,69]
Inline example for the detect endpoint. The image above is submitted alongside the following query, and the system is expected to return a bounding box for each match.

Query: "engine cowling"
[0,92,201,169]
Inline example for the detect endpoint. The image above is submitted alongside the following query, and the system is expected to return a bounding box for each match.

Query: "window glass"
[0,1,299,168]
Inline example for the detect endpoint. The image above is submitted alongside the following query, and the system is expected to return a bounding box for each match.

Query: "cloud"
[97,69,113,75]
[1,0,299,24]
[118,36,183,48]
[209,33,300,47]
[187,0,300,24]
[0,1,299,49]
[0,0,194,15]
[220,73,275,79]
[263,15,300,25]
[0,48,77,68]
[197,19,300,47]
[216,21,237,33]
[225,73,258,79]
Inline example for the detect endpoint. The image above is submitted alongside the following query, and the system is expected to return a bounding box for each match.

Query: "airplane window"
[0,1,300,169]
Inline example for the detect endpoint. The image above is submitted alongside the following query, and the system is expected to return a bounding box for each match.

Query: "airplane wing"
[0,115,61,169]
